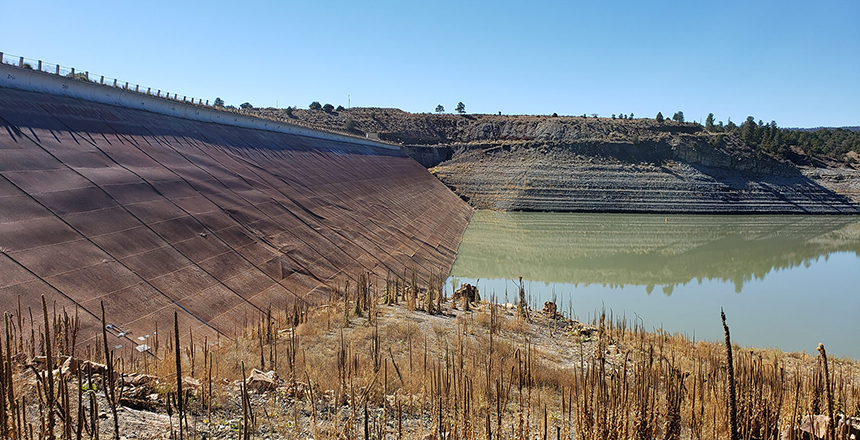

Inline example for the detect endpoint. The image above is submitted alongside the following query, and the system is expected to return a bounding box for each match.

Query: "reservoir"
[449,211,860,359]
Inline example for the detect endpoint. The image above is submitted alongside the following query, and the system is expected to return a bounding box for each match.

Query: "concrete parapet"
[0,62,397,151]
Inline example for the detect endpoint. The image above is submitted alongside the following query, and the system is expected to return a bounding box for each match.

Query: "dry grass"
[1,276,859,439]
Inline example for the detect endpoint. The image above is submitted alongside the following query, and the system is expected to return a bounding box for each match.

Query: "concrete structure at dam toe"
[0,84,472,351]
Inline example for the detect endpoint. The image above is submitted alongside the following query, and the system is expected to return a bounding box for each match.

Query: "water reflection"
[451,212,860,293]
[450,211,860,358]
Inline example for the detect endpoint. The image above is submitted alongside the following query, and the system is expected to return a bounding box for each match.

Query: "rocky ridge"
[248,107,860,213]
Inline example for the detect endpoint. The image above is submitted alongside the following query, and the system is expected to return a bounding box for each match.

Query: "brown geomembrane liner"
[11,241,110,279]
[0,216,81,251]
[34,186,117,215]
[0,194,52,223]
[91,226,168,259]
[120,246,194,280]
[0,86,472,348]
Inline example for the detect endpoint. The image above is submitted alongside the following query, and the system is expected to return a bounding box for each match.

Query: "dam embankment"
[0,70,471,351]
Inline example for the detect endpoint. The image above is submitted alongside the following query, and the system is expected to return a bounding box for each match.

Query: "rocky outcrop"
[431,139,860,213]
[248,107,860,213]
[402,145,452,168]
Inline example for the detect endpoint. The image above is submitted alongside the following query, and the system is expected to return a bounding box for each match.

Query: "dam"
[0,60,472,351]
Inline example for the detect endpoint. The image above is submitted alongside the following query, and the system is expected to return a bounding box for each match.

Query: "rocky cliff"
[432,139,860,213]
[249,107,860,213]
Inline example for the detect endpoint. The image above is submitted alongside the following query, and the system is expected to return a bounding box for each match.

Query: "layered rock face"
[432,139,860,213]
[246,107,860,213]
[0,87,472,348]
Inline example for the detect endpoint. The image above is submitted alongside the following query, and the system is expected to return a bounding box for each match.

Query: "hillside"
[250,107,708,146]
[248,107,860,213]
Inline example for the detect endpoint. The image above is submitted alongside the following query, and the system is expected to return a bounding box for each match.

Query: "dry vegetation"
[1,274,858,439]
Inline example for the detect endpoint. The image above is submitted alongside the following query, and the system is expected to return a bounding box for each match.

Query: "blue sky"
[2,0,858,127]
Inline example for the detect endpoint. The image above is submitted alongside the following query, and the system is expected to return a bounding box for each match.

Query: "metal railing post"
[56,65,60,75]
[38,60,42,71]
[101,76,105,84]
[0,52,4,63]
[19,56,24,67]
[71,67,75,76]
[85,71,89,80]
[114,79,118,87]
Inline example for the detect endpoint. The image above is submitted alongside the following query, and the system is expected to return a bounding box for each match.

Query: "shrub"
[309,101,322,110]
[336,105,345,112]
[655,112,664,122]
[66,72,90,82]
[344,118,356,131]
[323,103,334,113]
[709,134,724,147]
[214,97,225,107]
[240,102,253,109]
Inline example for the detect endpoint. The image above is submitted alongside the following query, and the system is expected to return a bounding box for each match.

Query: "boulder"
[246,369,277,392]
[183,376,202,389]
[453,283,480,304]
[542,301,557,317]
[40,356,107,376]
[124,373,157,386]
[779,415,860,440]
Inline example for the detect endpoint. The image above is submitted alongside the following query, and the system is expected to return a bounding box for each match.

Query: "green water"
[449,211,860,359]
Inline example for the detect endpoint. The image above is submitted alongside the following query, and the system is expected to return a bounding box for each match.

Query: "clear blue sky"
[2,0,858,127]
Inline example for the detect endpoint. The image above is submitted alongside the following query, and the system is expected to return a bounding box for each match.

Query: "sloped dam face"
[0,86,471,350]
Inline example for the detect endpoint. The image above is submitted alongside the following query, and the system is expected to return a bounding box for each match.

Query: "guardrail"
[0,52,212,105]
[0,51,396,147]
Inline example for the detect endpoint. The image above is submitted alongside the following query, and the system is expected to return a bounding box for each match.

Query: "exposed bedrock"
[432,139,860,213]
[0,87,472,349]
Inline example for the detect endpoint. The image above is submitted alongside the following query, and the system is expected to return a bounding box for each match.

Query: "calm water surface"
[449,211,860,359]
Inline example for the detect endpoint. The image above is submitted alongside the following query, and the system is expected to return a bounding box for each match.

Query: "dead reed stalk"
[721,308,739,440]
[817,343,835,440]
